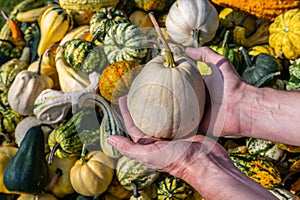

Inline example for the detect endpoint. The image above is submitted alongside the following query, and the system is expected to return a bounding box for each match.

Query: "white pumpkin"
[165,0,219,47]
[127,55,206,139]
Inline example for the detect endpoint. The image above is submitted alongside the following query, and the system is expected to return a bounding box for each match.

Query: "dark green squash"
[63,38,108,74]
[3,124,49,194]
[239,46,281,87]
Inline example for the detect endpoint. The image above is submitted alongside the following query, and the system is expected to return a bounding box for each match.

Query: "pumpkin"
[165,0,219,47]
[134,0,172,12]
[156,174,194,200]
[248,45,276,57]
[0,146,18,194]
[210,0,300,21]
[37,4,73,56]
[46,155,78,198]
[103,22,148,64]
[3,125,50,194]
[99,60,142,104]
[269,8,300,60]
[70,148,115,196]
[229,153,282,189]
[7,57,54,116]
[239,46,281,87]
[116,155,160,191]
[63,38,108,74]
[127,13,206,139]
[269,188,299,200]
[89,7,130,42]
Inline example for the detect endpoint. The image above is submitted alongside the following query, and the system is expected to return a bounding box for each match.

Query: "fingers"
[118,96,160,144]
[185,46,223,63]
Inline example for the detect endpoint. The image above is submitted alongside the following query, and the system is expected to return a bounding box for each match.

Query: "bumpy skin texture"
[211,0,300,21]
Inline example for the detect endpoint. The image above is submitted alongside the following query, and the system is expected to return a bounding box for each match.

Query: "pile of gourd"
[0,0,299,199]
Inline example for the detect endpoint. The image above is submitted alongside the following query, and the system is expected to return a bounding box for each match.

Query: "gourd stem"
[46,168,63,191]
[131,181,139,198]
[221,30,230,49]
[48,142,60,164]
[36,53,43,75]
[148,12,176,68]
[81,143,87,165]
[239,46,252,68]
[281,169,300,187]
[0,132,12,143]
[193,29,201,48]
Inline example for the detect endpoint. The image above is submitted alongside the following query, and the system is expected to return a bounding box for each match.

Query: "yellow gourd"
[211,0,300,21]
[38,4,73,56]
[269,8,300,60]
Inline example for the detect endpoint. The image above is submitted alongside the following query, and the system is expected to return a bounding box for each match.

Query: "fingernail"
[107,136,116,145]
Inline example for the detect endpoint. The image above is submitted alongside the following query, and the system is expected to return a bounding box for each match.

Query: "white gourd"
[165,0,219,47]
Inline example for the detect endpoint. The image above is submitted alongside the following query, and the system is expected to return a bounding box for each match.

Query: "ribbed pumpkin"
[134,0,172,12]
[59,0,119,12]
[211,0,300,21]
[103,23,148,64]
[269,8,300,60]
[89,7,130,42]
[229,153,282,189]
[99,60,142,104]
[63,39,108,74]
[165,0,219,47]
[70,149,114,196]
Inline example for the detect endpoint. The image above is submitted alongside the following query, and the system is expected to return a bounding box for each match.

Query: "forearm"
[240,85,300,146]
[180,158,277,200]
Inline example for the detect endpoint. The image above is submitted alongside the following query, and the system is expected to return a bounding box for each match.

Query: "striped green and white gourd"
[246,137,284,161]
[0,109,24,133]
[229,153,282,189]
[269,188,298,200]
[103,23,148,64]
[63,39,108,74]
[116,155,160,191]
[156,174,194,200]
[89,7,130,42]
[73,92,128,158]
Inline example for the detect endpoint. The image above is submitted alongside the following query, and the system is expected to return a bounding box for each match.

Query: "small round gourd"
[134,0,171,12]
[103,23,148,64]
[63,39,107,74]
[269,8,300,60]
[99,60,142,104]
[165,0,219,47]
[70,150,114,196]
[89,7,130,42]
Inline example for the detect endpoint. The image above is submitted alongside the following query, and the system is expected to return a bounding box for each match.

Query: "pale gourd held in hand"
[126,13,206,139]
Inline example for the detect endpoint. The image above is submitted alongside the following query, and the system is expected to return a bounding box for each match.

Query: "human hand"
[185,47,247,137]
[108,96,232,179]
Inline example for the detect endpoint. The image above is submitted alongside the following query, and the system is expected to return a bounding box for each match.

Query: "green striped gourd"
[0,109,24,133]
[229,153,282,189]
[89,7,130,43]
[156,174,194,200]
[116,155,160,191]
[47,109,101,163]
[246,137,284,161]
[63,38,107,74]
[269,188,298,200]
[73,92,128,158]
[0,47,30,92]
[103,23,148,64]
